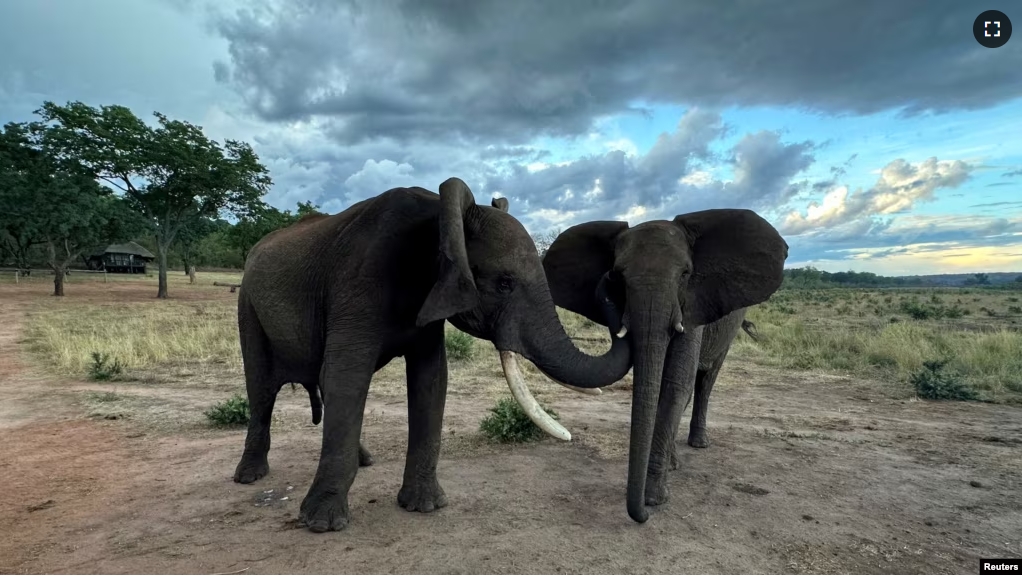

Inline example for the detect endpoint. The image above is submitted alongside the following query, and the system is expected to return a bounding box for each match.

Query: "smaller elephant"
[663,311,758,475]
[543,209,787,522]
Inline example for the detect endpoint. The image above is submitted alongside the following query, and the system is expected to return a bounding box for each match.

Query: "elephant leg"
[645,329,701,506]
[688,363,723,448]
[298,346,375,533]
[397,321,449,512]
[234,302,279,484]
[358,442,374,467]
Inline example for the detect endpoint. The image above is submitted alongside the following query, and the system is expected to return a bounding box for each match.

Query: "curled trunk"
[494,291,632,442]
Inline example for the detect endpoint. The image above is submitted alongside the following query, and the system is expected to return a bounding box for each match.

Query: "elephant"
[232,177,631,532]
[542,210,787,523]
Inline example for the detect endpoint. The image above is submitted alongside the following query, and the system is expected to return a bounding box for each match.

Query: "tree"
[0,124,44,271]
[0,121,141,296]
[531,228,562,259]
[963,272,991,286]
[226,201,320,262]
[35,101,272,298]
[173,215,222,276]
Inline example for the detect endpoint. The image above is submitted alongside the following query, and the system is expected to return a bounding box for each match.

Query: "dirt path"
[1,285,1021,574]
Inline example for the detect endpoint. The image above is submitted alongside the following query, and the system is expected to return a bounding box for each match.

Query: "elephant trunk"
[624,297,674,523]
[493,289,631,442]
[517,293,632,391]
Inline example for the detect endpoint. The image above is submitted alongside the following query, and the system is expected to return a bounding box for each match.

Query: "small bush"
[910,360,978,401]
[1007,297,1019,303]
[479,396,558,443]
[899,299,964,320]
[88,352,124,381]
[445,329,475,361]
[1009,306,1022,314]
[204,394,250,426]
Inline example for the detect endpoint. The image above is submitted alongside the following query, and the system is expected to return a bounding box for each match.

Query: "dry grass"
[23,300,242,376]
[735,287,1022,403]
[15,273,1022,405]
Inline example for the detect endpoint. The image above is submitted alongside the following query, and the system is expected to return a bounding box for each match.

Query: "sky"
[1,0,1021,275]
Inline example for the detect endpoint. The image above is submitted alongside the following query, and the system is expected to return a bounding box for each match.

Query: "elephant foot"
[397,478,448,513]
[358,444,374,467]
[644,470,670,507]
[688,428,710,449]
[299,490,351,533]
[233,455,269,484]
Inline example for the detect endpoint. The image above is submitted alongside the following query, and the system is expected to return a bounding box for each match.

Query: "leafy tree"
[0,124,44,271]
[0,121,142,296]
[173,215,225,275]
[226,201,321,262]
[34,101,272,298]
[532,228,562,259]
[963,272,991,286]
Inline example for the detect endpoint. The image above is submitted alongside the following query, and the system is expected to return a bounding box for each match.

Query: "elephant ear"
[673,209,788,327]
[542,221,628,326]
[416,178,481,327]
[490,196,509,212]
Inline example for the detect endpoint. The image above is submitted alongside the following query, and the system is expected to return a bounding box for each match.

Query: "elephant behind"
[233,178,631,532]
[543,210,787,523]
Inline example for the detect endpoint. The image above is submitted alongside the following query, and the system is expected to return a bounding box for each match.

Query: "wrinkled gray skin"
[234,178,631,533]
[658,311,759,471]
[543,211,787,523]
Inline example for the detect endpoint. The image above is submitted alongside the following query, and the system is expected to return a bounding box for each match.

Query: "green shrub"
[1009,306,1022,314]
[204,394,250,426]
[480,397,558,443]
[88,351,124,381]
[910,360,978,401]
[899,299,964,320]
[445,329,476,361]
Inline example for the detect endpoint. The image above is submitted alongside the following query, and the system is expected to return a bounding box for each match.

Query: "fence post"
[14,270,18,285]
[104,270,108,283]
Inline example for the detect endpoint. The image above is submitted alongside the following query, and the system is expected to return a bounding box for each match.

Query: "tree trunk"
[53,266,65,297]
[157,242,170,299]
[182,257,191,276]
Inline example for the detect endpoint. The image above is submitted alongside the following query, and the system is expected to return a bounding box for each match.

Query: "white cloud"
[603,138,639,157]
[679,170,714,187]
[782,157,972,235]
[343,159,416,201]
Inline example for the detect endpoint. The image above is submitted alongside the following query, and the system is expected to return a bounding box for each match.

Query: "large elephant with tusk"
[232,178,631,533]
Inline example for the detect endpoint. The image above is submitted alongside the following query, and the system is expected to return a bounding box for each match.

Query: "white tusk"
[499,351,572,441]
[616,326,628,338]
[674,321,685,333]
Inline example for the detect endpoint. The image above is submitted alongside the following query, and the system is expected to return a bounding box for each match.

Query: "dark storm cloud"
[212,0,1022,145]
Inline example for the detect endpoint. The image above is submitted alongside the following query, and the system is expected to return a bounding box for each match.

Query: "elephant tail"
[741,319,760,342]
[302,382,323,425]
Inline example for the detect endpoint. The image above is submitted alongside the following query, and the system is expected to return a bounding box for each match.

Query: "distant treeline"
[783,267,1022,289]
[2,202,320,273]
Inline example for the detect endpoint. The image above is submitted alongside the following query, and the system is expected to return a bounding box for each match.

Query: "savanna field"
[1,270,1021,573]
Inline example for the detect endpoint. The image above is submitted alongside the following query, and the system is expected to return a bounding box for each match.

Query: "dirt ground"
[1,279,1021,574]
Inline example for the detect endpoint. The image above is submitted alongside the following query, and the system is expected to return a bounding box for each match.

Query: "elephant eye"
[497,275,516,294]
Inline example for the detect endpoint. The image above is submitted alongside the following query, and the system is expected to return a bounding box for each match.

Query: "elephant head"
[416,178,633,440]
[542,210,788,522]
